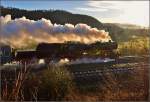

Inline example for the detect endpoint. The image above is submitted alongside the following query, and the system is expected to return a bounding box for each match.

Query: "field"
[118,37,149,56]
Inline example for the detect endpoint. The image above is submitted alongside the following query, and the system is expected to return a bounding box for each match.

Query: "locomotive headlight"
[83,52,87,55]
[59,58,69,64]
[39,59,45,64]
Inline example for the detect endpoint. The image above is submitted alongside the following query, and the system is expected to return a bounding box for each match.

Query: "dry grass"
[1,64,74,101]
[118,37,150,56]
[64,63,149,101]
[1,63,31,101]
[1,62,149,101]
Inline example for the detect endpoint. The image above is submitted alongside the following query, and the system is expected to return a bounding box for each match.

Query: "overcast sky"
[1,0,149,27]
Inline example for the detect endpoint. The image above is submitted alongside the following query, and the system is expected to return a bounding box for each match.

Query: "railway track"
[0,56,149,83]
[71,64,149,77]
[1,63,149,82]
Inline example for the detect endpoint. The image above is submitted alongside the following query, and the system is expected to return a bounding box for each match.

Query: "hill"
[1,6,149,42]
[112,23,147,29]
[103,23,149,41]
[1,6,103,29]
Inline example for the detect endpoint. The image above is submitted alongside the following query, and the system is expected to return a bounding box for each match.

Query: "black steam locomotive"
[0,41,119,65]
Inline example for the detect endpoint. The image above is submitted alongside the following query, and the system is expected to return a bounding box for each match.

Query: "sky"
[1,0,149,27]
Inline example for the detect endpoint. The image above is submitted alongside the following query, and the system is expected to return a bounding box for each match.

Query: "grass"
[1,61,149,101]
[65,63,149,101]
[118,37,150,56]
[1,64,74,101]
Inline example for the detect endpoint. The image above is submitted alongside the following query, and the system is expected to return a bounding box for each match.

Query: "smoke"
[0,15,112,48]
[58,58,115,65]
[69,58,115,64]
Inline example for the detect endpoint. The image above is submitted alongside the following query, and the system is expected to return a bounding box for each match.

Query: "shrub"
[39,65,73,100]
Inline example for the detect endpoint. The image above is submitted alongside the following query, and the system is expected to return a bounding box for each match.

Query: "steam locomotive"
[0,40,119,65]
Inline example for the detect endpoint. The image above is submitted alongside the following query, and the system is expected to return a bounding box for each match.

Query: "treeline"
[0,6,103,29]
[1,6,149,42]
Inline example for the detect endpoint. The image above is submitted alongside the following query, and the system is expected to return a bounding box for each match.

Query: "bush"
[39,65,73,100]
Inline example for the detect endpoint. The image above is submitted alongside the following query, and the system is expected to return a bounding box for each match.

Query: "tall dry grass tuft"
[1,62,31,101]
[39,65,74,101]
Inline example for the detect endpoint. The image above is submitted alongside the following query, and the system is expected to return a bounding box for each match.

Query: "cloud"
[75,1,124,12]
[75,7,108,12]
[74,1,149,27]
[74,1,124,18]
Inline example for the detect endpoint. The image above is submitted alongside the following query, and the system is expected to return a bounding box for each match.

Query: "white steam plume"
[0,15,112,48]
